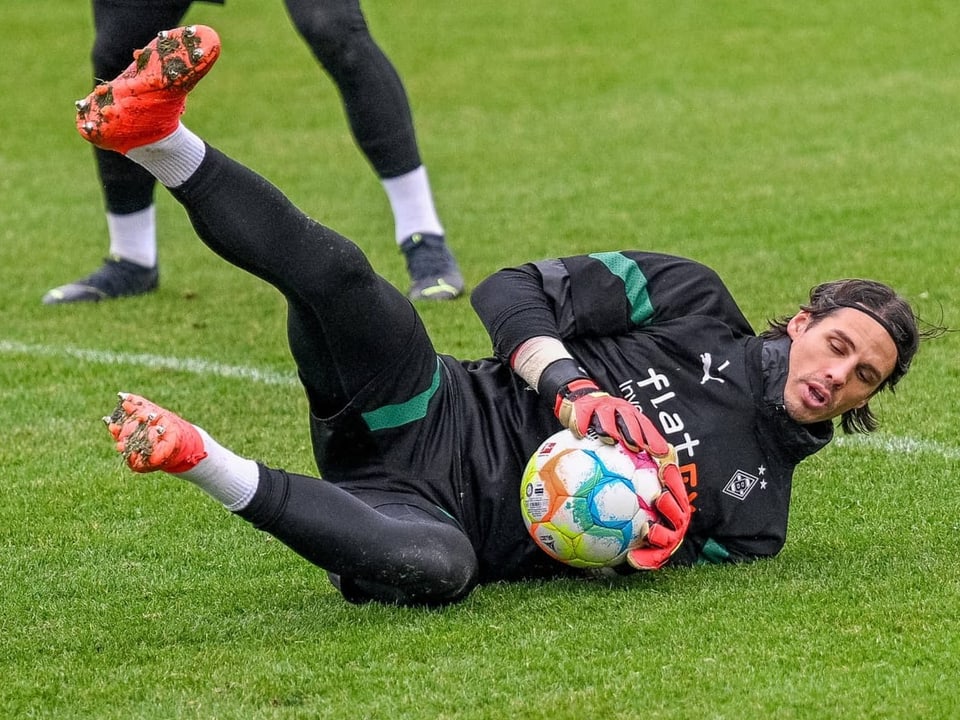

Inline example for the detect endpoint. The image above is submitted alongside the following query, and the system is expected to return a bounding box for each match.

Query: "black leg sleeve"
[283,0,422,178]
[168,145,434,416]
[237,465,480,606]
[166,148,469,604]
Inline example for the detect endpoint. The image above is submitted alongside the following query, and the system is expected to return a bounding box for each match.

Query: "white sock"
[126,124,206,189]
[172,427,260,512]
[107,206,157,268]
[382,166,444,244]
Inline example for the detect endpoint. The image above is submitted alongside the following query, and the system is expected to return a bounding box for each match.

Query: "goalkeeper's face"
[783,308,898,425]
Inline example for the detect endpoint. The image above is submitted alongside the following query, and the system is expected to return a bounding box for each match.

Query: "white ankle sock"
[382,166,444,243]
[172,427,260,512]
[107,206,157,268]
[126,124,206,189]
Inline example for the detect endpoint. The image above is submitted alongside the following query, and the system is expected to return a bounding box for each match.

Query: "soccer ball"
[520,429,663,569]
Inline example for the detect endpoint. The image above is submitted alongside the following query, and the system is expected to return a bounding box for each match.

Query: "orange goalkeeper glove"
[554,378,670,455]
[627,445,691,571]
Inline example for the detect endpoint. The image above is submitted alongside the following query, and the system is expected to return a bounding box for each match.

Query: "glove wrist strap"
[560,378,602,400]
[538,358,592,402]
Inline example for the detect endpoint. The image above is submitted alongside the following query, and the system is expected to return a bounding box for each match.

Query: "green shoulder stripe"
[588,252,654,326]
[361,358,442,431]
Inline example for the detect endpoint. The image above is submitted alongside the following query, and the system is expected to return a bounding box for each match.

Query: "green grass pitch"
[2,1,959,718]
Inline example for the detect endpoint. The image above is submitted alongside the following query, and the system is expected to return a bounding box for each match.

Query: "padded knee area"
[334,524,480,607]
[284,0,368,71]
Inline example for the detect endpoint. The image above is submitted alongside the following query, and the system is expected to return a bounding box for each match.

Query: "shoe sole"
[76,25,221,153]
[409,277,465,301]
[104,392,206,473]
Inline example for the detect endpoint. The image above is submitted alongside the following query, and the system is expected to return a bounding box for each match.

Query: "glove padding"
[627,447,691,571]
[554,379,670,456]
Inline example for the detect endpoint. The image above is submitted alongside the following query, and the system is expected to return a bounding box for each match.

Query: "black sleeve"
[471,250,755,363]
[470,262,560,364]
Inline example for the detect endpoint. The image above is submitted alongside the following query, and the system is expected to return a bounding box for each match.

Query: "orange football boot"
[76,25,221,154]
[104,392,207,473]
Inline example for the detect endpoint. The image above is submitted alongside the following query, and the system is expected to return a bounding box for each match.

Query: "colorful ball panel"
[521,430,666,568]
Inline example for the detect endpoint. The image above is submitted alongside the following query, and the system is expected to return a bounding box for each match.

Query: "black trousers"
[91,0,421,215]
[169,147,478,606]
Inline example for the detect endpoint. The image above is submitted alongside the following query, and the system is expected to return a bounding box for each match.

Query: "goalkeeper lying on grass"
[82,26,929,606]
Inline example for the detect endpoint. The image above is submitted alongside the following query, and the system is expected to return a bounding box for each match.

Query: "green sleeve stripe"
[361,357,442,431]
[588,252,654,326]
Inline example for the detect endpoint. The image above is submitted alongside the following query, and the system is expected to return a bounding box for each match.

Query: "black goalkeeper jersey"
[447,250,833,579]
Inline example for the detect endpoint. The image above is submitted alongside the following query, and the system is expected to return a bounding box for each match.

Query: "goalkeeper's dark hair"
[761,278,946,434]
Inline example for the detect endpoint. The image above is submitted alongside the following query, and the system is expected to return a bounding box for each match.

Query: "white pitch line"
[834,434,960,461]
[0,339,298,387]
[4,339,960,462]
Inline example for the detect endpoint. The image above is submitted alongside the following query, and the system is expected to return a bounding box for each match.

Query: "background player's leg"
[43,0,195,304]
[92,0,195,220]
[284,0,419,178]
[282,0,463,301]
